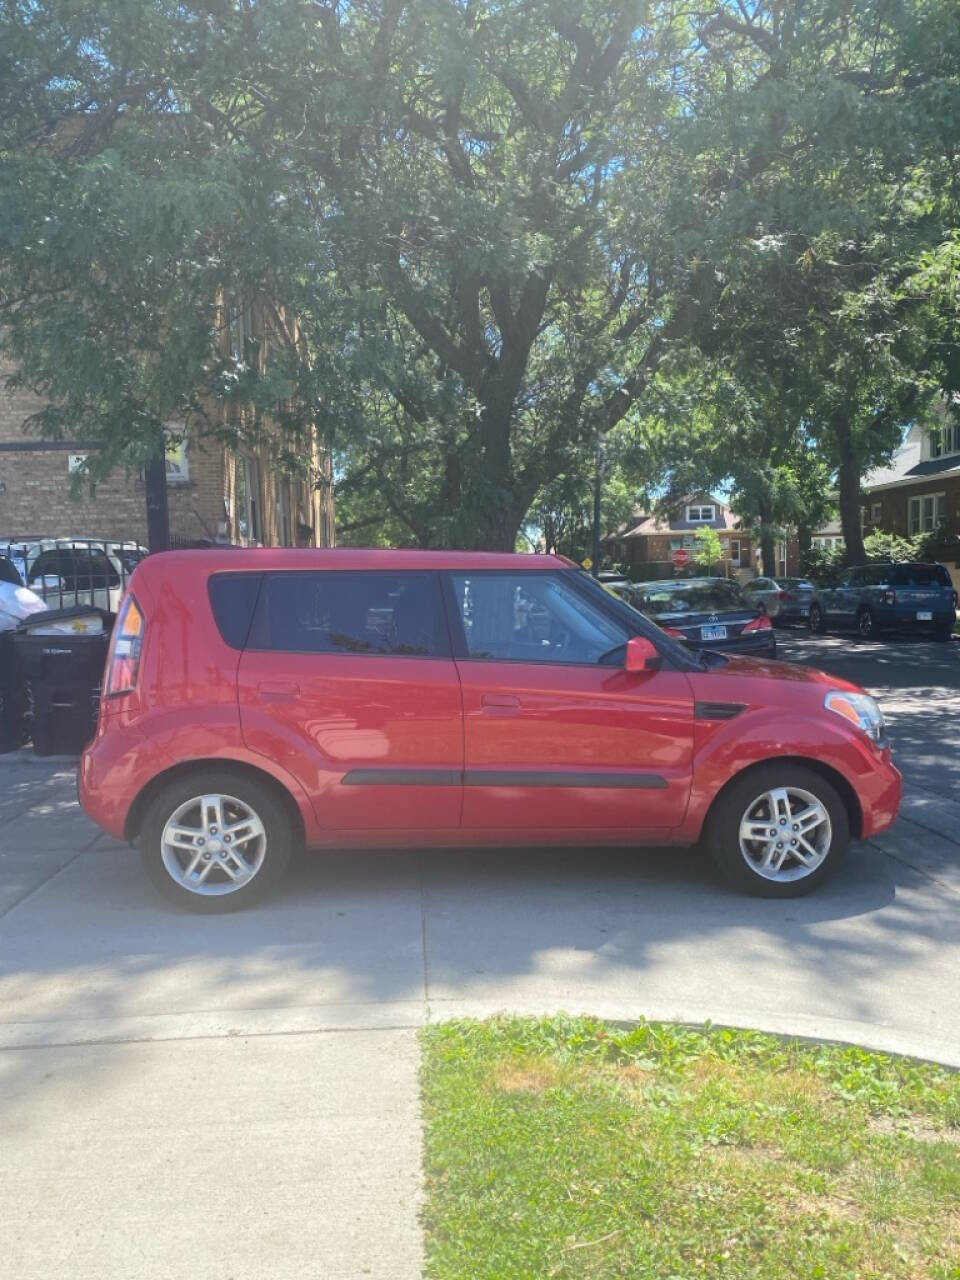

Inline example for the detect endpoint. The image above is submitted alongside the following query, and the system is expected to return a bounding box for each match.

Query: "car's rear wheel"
[934,624,954,643]
[140,770,293,911]
[707,764,849,898]
[809,603,826,634]
[857,606,877,640]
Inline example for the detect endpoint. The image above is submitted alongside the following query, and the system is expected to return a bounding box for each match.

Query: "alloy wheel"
[160,793,267,896]
[738,786,832,882]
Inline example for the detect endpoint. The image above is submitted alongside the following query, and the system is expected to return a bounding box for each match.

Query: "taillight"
[881,590,896,605]
[743,615,773,633]
[777,591,792,601]
[105,594,144,696]
[661,625,686,639]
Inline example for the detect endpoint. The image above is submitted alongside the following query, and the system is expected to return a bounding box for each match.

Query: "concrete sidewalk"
[3,707,960,1277]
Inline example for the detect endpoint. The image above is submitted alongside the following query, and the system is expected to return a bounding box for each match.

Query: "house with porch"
[603,493,755,580]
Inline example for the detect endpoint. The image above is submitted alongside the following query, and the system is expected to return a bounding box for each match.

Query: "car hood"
[693,655,865,695]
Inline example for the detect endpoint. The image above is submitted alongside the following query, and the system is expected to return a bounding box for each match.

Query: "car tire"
[934,625,954,643]
[809,603,827,634]
[707,763,849,898]
[857,606,877,640]
[140,769,294,912]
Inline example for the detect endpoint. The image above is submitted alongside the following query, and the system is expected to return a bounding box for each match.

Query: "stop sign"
[672,548,691,568]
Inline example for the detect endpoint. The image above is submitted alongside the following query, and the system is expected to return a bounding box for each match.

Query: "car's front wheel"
[140,770,294,911]
[707,764,849,897]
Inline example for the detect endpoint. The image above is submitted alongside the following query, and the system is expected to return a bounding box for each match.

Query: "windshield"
[630,580,749,617]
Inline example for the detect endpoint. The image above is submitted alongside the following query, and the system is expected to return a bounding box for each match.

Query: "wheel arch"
[701,755,863,840]
[125,758,307,851]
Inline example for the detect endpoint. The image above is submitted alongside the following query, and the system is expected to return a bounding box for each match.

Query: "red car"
[79,549,901,910]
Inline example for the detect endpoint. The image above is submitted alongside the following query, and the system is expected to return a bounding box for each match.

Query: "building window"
[235,456,262,544]
[686,504,715,523]
[907,492,946,535]
[930,422,960,459]
[729,539,741,567]
[871,502,882,525]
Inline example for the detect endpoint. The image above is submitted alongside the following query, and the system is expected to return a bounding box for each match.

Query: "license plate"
[700,625,727,641]
[917,611,933,621]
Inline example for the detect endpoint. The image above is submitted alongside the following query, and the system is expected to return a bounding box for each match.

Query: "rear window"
[632,580,748,616]
[29,549,120,589]
[209,573,263,649]
[778,578,813,589]
[249,571,448,656]
[890,564,952,588]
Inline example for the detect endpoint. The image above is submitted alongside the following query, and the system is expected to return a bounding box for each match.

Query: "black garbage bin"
[13,608,111,756]
[0,631,26,753]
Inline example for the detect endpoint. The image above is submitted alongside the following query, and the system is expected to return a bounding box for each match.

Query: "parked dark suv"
[809,562,957,641]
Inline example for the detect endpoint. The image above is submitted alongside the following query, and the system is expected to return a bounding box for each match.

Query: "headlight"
[824,691,886,743]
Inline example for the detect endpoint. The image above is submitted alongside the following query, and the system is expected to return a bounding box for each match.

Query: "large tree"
[1,0,957,547]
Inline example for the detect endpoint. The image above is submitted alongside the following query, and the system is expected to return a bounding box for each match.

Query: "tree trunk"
[837,442,866,565]
[757,502,777,578]
[796,522,812,574]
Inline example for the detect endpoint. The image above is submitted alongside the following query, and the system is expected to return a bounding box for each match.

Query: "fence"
[0,537,146,614]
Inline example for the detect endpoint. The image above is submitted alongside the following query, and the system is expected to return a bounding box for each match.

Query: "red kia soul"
[79,549,902,910]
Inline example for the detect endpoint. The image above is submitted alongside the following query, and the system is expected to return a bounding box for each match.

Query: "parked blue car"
[809,562,957,641]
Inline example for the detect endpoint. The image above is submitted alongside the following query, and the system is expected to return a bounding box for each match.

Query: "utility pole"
[144,445,170,553]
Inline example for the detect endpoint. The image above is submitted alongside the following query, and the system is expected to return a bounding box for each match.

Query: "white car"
[0,539,148,615]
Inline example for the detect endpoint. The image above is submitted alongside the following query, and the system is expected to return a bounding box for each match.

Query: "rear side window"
[209,573,263,649]
[249,571,448,656]
[891,564,952,588]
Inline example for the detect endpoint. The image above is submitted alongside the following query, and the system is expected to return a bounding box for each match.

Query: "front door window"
[447,572,627,665]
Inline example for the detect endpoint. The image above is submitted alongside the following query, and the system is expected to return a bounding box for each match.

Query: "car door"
[820,568,853,622]
[443,569,695,832]
[237,569,463,831]
[835,567,866,624]
[745,578,771,612]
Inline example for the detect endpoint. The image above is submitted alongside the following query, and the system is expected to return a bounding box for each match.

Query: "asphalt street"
[1,629,958,1279]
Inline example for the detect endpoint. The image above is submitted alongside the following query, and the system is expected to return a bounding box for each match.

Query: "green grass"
[421,1017,960,1280]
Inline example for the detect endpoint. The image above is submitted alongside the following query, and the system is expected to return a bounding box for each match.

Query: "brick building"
[0,297,333,548]
[603,493,755,579]
[861,418,960,588]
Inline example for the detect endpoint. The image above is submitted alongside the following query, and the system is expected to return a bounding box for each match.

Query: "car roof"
[138,548,575,577]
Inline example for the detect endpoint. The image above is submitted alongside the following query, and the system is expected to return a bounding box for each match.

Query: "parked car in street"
[79,549,901,908]
[613,577,777,658]
[809,562,957,641]
[742,576,815,624]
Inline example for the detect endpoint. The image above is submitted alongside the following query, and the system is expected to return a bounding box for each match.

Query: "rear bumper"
[688,634,777,658]
[883,608,955,630]
[79,720,169,841]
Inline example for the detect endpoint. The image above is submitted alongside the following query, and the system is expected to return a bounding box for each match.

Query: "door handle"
[481,693,521,710]
[257,680,300,703]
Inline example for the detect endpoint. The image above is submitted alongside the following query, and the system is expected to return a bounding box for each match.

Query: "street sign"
[672,548,691,568]
[581,557,593,571]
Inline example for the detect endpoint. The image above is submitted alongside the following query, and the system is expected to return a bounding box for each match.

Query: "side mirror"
[625,635,662,673]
